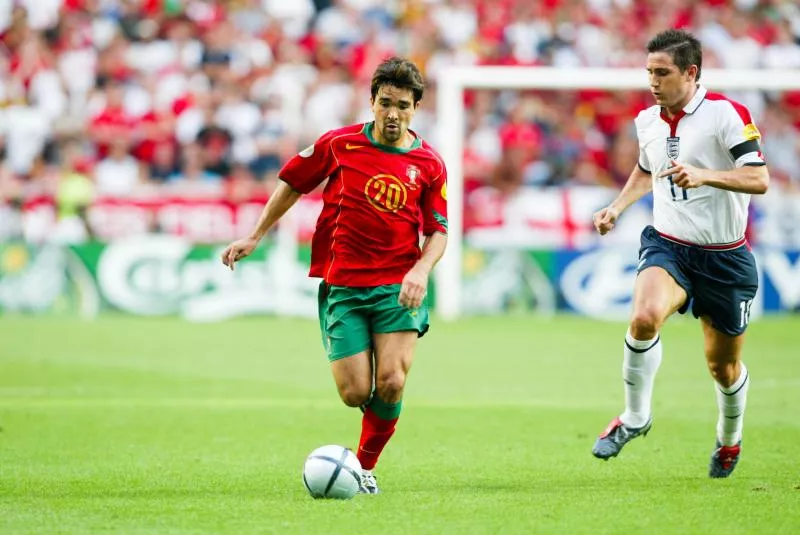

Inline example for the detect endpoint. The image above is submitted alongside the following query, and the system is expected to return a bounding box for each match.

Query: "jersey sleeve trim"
[743,162,766,167]
[705,92,754,125]
[638,162,651,175]
[432,210,448,232]
[730,139,761,160]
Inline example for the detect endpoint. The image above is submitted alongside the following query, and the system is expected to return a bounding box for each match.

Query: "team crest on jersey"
[405,165,420,189]
[666,136,680,160]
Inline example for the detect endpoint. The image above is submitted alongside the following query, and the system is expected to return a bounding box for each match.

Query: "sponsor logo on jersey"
[299,145,314,158]
[743,123,761,141]
[345,143,365,150]
[666,136,680,160]
[441,182,447,201]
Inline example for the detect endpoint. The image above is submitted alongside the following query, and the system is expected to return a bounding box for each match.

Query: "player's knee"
[337,383,372,408]
[706,360,737,388]
[375,370,406,403]
[630,307,664,339]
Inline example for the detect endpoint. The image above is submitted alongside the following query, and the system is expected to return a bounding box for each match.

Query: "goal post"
[435,67,800,321]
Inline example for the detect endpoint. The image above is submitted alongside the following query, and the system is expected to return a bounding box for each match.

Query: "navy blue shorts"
[637,226,758,336]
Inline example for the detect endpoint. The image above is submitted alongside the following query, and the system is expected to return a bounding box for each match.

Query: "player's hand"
[399,265,429,309]
[659,160,705,189]
[593,205,620,236]
[221,237,259,271]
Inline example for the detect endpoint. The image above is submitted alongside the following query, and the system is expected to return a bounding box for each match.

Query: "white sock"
[716,363,749,447]
[619,329,662,428]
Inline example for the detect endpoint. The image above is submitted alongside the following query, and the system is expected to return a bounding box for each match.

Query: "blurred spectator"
[93,138,144,196]
[761,101,800,190]
[0,0,798,241]
[148,140,180,182]
[166,142,223,197]
[53,141,94,243]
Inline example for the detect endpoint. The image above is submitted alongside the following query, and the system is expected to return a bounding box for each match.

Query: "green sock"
[366,394,402,420]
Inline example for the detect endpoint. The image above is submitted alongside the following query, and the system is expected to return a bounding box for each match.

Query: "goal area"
[433,66,800,321]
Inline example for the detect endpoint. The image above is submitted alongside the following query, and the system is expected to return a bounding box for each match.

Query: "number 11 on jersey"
[668,175,689,201]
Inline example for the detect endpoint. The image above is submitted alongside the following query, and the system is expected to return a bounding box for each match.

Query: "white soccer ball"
[302,445,362,499]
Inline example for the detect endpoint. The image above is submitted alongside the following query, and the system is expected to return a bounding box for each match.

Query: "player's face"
[646,52,698,114]
[370,85,419,146]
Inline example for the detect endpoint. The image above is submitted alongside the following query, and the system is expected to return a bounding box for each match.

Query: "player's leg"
[692,245,757,478]
[701,317,748,478]
[356,331,417,493]
[592,237,689,460]
[330,350,373,407]
[318,282,374,407]
[623,266,687,424]
[354,284,429,493]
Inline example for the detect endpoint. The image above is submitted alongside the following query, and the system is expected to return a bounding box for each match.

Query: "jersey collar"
[682,85,707,114]
[363,122,422,153]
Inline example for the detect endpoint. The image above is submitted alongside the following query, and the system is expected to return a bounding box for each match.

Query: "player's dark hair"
[647,29,703,82]
[371,57,425,104]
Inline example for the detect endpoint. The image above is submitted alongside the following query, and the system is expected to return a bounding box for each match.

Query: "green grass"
[1,314,799,534]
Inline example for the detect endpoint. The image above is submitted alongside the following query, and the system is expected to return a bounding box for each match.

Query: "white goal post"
[435,66,800,321]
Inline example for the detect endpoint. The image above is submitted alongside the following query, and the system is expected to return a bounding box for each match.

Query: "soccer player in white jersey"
[590,29,769,478]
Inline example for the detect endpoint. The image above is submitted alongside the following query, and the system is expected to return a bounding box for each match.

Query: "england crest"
[666,136,680,160]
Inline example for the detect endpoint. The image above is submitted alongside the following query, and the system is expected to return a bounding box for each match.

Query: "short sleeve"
[718,100,765,167]
[279,131,339,194]
[421,158,448,236]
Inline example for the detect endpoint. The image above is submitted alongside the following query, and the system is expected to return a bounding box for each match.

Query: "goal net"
[434,66,800,321]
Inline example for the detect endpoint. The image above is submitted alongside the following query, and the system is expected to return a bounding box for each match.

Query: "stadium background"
[2,0,799,318]
[2,1,800,534]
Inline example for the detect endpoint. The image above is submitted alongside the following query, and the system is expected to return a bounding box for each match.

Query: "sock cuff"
[625,329,660,352]
[718,363,749,395]
[367,395,402,421]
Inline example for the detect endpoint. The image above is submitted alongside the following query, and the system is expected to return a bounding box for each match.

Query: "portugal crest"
[405,165,420,189]
[666,136,680,160]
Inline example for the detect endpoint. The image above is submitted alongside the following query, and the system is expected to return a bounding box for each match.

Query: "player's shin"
[357,395,402,470]
[620,329,663,428]
[715,363,749,446]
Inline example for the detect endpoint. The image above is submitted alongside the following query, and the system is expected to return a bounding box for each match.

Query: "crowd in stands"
[1,0,799,212]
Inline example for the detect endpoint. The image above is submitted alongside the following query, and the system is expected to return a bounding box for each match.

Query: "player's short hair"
[371,57,425,104]
[647,29,703,82]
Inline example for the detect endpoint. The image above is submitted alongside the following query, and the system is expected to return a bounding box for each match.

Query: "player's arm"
[221,181,301,270]
[399,231,447,309]
[247,180,302,242]
[399,163,448,308]
[221,135,337,270]
[701,164,769,194]
[594,164,652,236]
[416,232,448,274]
[660,161,769,194]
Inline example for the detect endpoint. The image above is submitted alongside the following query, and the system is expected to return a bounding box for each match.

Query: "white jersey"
[635,85,766,247]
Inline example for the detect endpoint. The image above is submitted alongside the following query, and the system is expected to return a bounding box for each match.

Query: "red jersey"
[279,122,448,287]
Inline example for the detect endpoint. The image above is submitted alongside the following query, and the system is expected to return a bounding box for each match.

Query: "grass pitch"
[1,314,799,534]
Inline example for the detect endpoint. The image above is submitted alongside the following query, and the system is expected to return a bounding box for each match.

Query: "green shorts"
[317,282,430,361]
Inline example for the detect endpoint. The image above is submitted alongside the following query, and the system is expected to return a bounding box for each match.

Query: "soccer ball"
[302,445,362,499]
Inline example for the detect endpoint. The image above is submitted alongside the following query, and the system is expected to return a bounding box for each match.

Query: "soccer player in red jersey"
[221,57,448,494]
